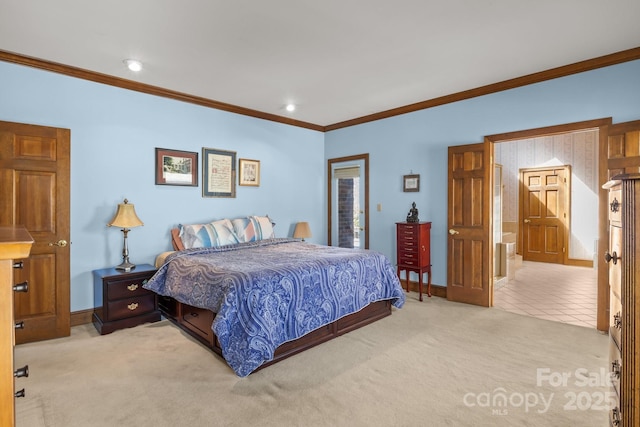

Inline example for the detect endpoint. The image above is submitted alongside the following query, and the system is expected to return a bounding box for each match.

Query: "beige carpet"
[15,296,609,427]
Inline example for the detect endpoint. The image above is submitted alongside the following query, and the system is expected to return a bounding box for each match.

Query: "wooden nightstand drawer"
[106,277,152,300]
[106,293,156,320]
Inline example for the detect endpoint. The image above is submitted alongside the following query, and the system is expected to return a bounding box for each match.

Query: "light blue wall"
[2,58,639,310]
[325,60,640,288]
[0,61,324,312]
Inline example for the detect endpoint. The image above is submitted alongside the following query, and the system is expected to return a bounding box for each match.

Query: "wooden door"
[0,120,70,343]
[520,166,568,264]
[599,120,640,332]
[447,143,492,306]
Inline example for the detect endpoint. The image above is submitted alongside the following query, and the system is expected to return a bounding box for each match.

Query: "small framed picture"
[155,148,198,186]
[239,158,260,186]
[202,148,236,198]
[403,174,420,192]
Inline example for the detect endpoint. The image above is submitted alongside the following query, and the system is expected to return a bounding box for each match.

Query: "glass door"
[328,154,369,249]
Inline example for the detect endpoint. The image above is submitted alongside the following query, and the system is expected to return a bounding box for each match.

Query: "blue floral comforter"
[144,238,405,376]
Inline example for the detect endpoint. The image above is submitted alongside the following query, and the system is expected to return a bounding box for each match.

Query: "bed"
[143,217,405,377]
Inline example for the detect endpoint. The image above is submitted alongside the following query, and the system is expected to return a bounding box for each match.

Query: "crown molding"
[1,47,639,133]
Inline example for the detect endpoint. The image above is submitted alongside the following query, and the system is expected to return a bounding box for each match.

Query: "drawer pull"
[15,321,24,330]
[14,365,29,378]
[15,389,25,398]
[610,198,620,213]
[127,302,139,311]
[127,284,139,291]
[13,261,23,269]
[13,281,28,293]
[611,360,621,379]
[604,251,621,265]
[611,407,621,426]
[613,312,622,329]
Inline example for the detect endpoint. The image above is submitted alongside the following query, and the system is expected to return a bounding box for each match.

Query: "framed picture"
[202,148,236,198]
[155,148,198,186]
[239,158,260,186]
[403,174,420,192]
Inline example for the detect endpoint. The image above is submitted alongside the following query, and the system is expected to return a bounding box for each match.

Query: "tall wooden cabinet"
[604,175,640,427]
[0,226,33,427]
[396,222,432,301]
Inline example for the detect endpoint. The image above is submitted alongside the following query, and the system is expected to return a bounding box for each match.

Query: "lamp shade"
[293,222,312,240]
[107,199,143,229]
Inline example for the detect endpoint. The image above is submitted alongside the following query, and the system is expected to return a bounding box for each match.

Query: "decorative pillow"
[179,219,239,249]
[231,216,275,242]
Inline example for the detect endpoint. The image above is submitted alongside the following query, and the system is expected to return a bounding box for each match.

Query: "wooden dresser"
[396,221,432,301]
[604,174,639,427]
[0,226,33,427]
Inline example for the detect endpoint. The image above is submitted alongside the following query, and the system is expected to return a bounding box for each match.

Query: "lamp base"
[115,260,136,272]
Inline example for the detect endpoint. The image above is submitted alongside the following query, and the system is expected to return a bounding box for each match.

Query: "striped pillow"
[179,219,239,249]
[231,216,275,242]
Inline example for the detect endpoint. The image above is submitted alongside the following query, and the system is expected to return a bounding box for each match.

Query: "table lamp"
[107,198,143,271]
[293,222,312,241]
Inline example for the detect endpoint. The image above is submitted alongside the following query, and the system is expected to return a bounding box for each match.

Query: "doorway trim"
[485,117,612,332]
[327,154,369,248]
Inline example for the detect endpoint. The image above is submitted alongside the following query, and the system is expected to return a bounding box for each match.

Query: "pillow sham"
[179,218,239,249]
[231,216,275,242]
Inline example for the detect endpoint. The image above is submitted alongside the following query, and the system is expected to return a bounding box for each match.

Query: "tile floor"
[493,260,598,329]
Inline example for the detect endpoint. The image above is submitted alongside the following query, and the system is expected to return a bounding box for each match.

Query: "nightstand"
[92,264,161,335]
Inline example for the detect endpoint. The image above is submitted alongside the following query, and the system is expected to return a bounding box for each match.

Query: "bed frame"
[159,228,394,372]
[158,295,393,371]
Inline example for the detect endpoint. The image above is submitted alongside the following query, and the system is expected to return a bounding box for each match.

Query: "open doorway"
[489,126,599,328]
[327,154,369,249]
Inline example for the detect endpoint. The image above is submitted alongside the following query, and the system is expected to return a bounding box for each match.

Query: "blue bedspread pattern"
[144,238,405,376]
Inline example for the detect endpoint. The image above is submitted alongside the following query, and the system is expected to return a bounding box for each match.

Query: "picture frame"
[403,174,420,192]
[155,148,198,186]
[202,148,236,198]
[239,158,260,186]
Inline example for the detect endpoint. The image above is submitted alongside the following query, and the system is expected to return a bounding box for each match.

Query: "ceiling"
[1,0,639,129]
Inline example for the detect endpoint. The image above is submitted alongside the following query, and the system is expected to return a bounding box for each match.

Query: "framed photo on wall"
[155,148,198,186]
[403,174,420,192]
[239,158,260,186]
[202,148,236,198]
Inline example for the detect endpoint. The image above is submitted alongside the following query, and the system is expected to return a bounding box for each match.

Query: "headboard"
[170,228,185,251]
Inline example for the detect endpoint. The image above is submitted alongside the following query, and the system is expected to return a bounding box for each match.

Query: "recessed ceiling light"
[285,104,296,112]
[124,59,143,72]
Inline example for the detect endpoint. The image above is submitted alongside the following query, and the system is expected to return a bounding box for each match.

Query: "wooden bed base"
[157,295,393,372]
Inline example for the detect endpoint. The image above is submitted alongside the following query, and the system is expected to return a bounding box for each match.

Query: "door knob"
[49,239,68,247]
[448,229,459,235]
[524,219,531,223]
[604,251,621,265]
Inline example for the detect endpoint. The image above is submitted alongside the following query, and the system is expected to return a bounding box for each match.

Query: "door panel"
[447,143,491,307]
[521,167,568,264]
[0,120,70,343]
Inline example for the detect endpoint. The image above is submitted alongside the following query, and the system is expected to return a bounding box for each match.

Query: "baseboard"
[566,258,594,268]
[405,281,446,298]
[71,309,94,326]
